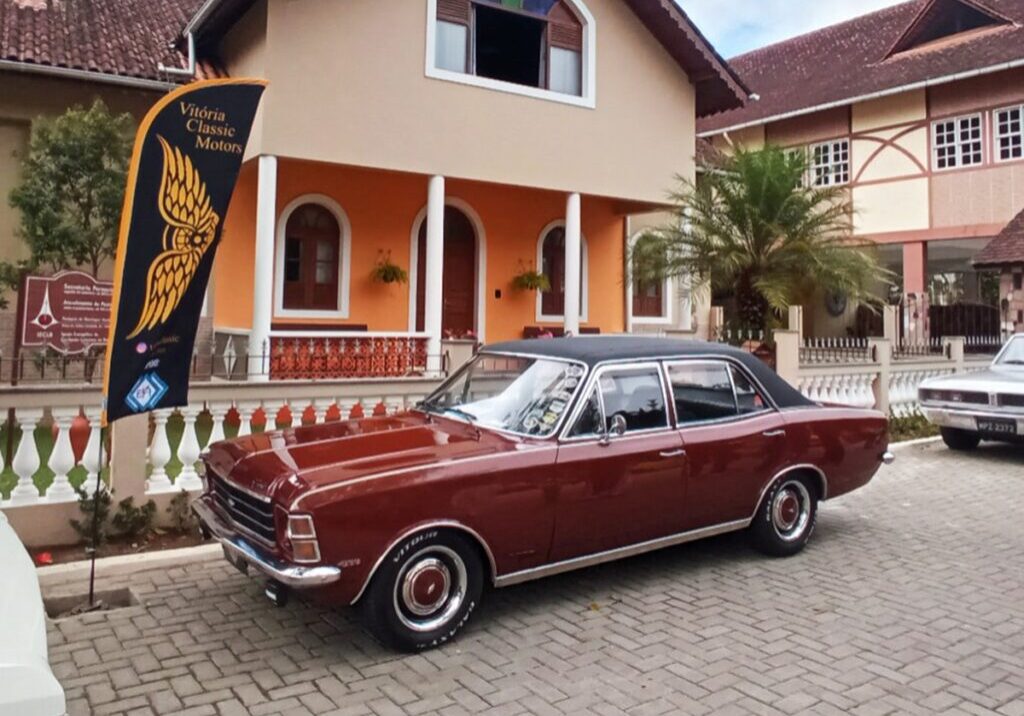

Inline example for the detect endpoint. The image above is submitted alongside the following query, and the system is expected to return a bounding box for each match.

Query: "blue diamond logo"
[125,372,169,413]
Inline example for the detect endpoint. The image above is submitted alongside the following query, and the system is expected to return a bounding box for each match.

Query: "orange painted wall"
[212,159,627,342]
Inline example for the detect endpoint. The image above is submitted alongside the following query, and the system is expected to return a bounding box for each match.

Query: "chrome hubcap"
[771,481,811,542]
[401,558,451,616]
[393,546,468,633]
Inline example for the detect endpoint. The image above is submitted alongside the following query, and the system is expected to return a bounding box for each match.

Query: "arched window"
[631,234,667,319]
[283,204,340,311]
[430,0,594,105]
[538,223,587,320]
[275,197,351,318]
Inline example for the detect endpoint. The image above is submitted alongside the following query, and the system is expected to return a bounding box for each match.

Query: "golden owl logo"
[127,136,220,339]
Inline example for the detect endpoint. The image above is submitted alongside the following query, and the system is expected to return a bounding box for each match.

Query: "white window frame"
[932,113,984,171]
[785,146,808,187]
[424,0,598,110]
[274,194,352,320]
[809,139,850,187]
[626,231,672,326]
[994,104,1024,164]
[536,219,589,323]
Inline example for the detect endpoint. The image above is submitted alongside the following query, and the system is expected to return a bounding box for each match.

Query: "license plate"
[976,418,1017,435]
[223,545,249,575]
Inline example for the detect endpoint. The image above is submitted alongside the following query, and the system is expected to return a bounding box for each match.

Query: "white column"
[177,406,204,491]
[81,408,105,493]
[207,403,230,446]
[250,155,278,381]
[147,409,174,494]
[564,192,582,336]
[46,407,79,502]
[9,409,44,505]
[424,175,446,373]
[236,401,261,436]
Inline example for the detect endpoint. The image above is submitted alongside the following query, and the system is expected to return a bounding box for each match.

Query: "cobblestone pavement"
[47,440,1024,716]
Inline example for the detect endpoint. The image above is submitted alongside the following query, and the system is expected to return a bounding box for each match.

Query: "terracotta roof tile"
[975,208,1024,267]
[697,0,1024,135]
[0,0,203,83]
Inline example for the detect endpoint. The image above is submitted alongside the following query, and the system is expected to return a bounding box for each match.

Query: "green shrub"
[167,490,198,534]
[111,497,157,540]
[69,487,113,549]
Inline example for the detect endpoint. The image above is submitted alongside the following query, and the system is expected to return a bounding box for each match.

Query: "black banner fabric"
[103,79,266,423]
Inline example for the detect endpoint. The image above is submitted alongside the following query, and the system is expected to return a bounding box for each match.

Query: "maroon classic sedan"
[194,337,891,650]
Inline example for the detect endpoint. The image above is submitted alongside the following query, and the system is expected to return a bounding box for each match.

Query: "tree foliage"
[7,99,133,279]
[631,145,891,334]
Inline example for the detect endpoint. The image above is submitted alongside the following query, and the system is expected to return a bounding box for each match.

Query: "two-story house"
[699,0,1024,340]
[175,0,746,377]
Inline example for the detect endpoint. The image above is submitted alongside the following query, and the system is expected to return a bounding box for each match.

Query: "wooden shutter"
[438,0,471,24]
[548,1,583,51]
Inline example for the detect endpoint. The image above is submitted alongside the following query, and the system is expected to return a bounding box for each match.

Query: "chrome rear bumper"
[192,497,341,588]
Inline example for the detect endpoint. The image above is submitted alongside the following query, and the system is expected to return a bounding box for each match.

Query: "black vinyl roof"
[485,336,813,409]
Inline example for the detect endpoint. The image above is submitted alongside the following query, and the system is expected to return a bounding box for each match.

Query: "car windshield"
[419,353,586,437]
[996,336,1024,366]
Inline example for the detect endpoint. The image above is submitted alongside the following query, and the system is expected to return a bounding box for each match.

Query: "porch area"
[210,157,647,380]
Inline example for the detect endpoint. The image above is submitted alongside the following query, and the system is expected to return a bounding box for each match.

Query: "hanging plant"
[372,251,408,285]
[511,261,550,293]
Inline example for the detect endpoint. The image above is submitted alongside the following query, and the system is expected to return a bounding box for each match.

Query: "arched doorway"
[415,206,478,335]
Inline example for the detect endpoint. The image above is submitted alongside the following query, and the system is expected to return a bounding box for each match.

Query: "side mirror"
[600,414,628,445]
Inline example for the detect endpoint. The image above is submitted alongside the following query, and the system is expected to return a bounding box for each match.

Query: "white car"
[919,334,1024,451]
[0,511,66,716]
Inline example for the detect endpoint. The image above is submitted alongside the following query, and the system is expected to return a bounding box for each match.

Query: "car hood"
[204,414,523,504]
[921,366,1024,394]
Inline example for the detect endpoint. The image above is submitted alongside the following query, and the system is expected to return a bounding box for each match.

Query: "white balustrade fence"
[0,377,442,509]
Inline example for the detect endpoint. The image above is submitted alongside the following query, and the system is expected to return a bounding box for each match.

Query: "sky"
[677,0,909,58]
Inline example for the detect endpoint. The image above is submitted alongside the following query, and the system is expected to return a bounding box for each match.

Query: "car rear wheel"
[359,530,483,651]
[940,427,981,452]
[748,474,818,557]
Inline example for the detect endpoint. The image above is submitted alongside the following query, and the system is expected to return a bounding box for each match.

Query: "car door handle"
[762,429,787,438]
[660,449,687,458]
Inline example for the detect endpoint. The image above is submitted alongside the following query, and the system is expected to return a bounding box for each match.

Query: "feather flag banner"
[103,78,266,424]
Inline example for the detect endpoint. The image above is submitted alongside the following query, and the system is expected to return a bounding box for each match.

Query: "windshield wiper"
[1002,360,1024,365]
[444,407,478,423]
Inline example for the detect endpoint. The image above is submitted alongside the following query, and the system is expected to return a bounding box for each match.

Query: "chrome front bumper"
[921,405,1024,434]
[192,497,341,588]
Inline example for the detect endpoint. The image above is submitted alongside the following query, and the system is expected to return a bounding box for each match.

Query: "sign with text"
[20,271,113,354]
[103,78,266,424]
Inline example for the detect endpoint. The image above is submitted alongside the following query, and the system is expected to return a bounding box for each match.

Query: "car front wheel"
[749,474,818,557]
[940,427,981,452]
[359,530,483,651]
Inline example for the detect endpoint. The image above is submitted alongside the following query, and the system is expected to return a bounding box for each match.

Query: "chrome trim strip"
[756,463,829,503]
[350,520,500,605]
[193,498,341,588]
[493,518,751,587]
[921,403,1024,419]
[206,461,273,503]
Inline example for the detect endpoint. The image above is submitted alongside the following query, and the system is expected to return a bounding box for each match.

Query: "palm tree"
[631,145,890,335]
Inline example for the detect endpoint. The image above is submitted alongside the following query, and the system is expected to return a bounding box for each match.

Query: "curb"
[889,436,942,449]
[37,542,222,588]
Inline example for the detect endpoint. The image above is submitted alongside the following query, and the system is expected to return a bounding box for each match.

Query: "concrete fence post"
[787,306,804,343]
[945,336,966,373]
[868,337,892,414]
[883,305,899,343]
[709,306,725,339]
[109,413,151,504]
[773,330,801,386]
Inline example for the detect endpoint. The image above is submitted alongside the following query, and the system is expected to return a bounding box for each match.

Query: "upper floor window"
[933,114,983,170]
[995,105,1023,162]
[430,0,593,106]
[810,140,849,187]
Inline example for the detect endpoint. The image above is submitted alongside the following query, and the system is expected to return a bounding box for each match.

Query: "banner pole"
[87,426,106,607]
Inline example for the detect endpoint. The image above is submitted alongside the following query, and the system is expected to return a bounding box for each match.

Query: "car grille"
[208,471,277,545]
[998,393,1024,408]
[920,389,990,405]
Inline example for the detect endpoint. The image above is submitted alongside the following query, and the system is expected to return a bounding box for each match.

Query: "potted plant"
[372,251,408,285]
[511,261,550,292]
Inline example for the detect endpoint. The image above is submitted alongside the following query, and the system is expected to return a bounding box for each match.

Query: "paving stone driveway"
[47,440,1024,716]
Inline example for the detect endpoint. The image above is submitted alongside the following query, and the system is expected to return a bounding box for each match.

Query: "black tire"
[940,427,981,452]
[748,473,819,557]
[359,529,483,651]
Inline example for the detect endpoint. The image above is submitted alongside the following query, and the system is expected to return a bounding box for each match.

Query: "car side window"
[568,387,603,438]
[597,368,669,433]
[730,366,769,415]
[667,363,738,424]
